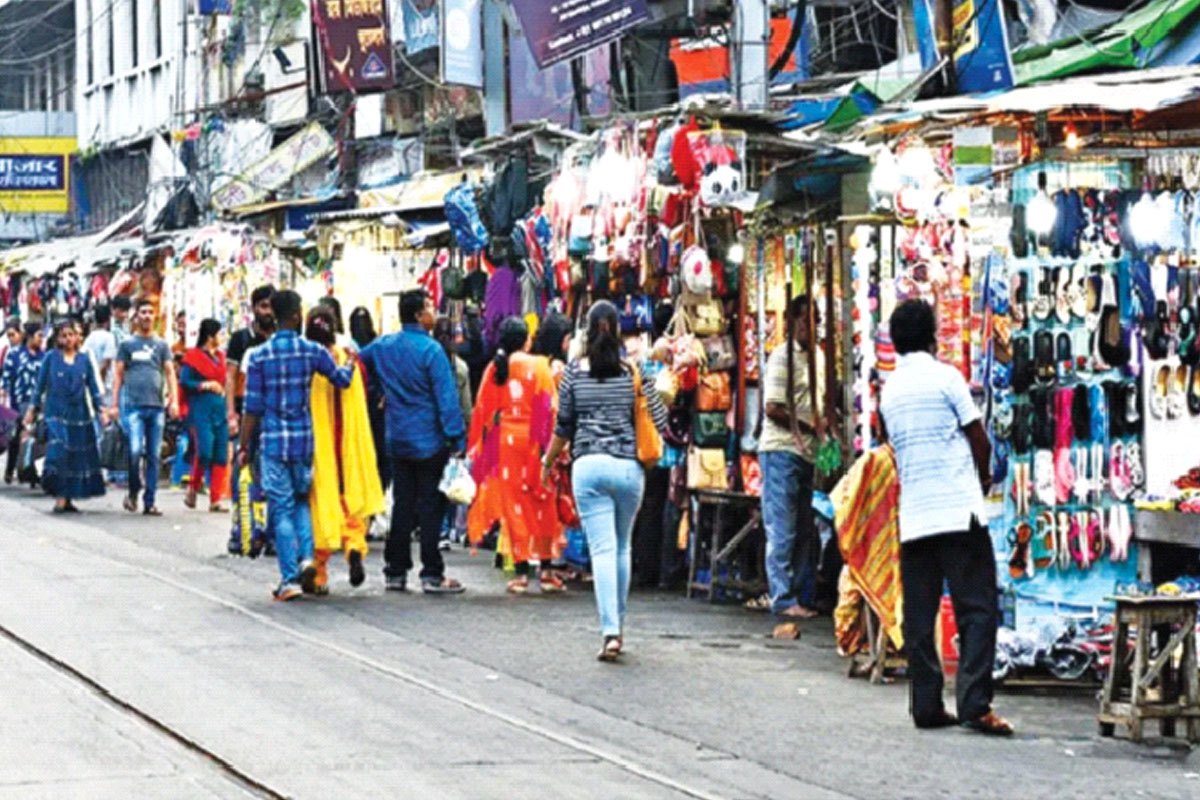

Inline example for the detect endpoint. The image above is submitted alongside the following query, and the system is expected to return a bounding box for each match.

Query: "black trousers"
[900,521,997,726]
[4,427,19,479]
[632,467,670,587]
[386,450,449,581]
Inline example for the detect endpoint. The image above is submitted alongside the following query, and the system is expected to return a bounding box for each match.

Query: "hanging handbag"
[696,372,732,412]
[654,366,679,406]
[692,298,724,336]
[554,463,580,527]
[740,454,762,496]
[631,363,664,468]
[693,410,731,447]
[687,446,728,490]
[702,334,736,371]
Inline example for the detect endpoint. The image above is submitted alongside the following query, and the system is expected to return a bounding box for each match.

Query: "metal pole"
[482,0,507,138]
[733,0,768,111]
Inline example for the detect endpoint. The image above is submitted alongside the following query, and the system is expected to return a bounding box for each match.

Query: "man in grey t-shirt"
[110,299,179,516]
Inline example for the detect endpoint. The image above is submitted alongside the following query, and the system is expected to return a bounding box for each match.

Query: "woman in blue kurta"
[179,319,230,512]
[26,320,107,512]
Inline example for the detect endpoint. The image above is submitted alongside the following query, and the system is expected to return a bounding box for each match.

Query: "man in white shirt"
[83,305,119,406]
[880,300,1012,736]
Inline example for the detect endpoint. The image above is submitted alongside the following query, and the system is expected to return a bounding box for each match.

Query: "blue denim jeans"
[260,455,314,586]
[572,454,645,637]
[760,450,816,615]
[124,406,165,510]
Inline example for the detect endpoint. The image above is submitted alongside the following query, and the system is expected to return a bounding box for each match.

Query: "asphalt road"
[0,482,1196,800]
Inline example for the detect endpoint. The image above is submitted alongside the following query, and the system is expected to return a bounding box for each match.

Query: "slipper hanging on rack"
[1151,363,1171,418]
[1168,364,1188,419]
[1034,449,1057,506]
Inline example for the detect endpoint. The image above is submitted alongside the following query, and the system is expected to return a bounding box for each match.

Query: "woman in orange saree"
[467,316,563,593]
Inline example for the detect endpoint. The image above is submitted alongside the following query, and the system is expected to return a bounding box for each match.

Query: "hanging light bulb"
[727,242,745,265]
[1064,123,1080,151]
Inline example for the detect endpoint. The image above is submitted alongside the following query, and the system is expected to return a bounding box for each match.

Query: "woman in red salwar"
[467,316,564,594]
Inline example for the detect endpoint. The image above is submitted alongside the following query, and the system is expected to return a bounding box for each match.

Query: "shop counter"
[1134,510,1200,582]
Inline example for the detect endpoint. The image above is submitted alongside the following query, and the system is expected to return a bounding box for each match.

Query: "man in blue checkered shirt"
[238,290,355,601]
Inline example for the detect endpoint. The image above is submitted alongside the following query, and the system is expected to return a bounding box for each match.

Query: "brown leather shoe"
[962,710,1014,736]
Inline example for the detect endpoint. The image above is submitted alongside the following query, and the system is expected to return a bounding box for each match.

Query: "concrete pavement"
[0,482,1196,799]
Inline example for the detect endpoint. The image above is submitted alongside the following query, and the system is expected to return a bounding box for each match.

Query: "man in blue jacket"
[361,289,466,594]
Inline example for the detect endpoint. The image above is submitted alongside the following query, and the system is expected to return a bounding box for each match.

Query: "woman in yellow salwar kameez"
[467,317,563,594]
[306,306,385,593]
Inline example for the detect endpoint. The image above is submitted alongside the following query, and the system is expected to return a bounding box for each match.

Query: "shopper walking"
[238,291,356,602]
[541,300,668,661]
[179,319,229,513]
[110,300,178,516]
[757,294,822,619]
[467,316,562,593]
[305,306,383,592]
[4,322,47,486]
[225,284,275,436]
[27,321,107,512]
[82,305,118,405]
[879,299,1012,736]
[359,289,466,594]
[349,306,387,494]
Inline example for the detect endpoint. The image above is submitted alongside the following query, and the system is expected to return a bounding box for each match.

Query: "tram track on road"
[0,621,287,799]
[10,531,740,800]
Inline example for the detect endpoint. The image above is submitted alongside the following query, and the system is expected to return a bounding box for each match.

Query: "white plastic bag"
[438,457,476,505]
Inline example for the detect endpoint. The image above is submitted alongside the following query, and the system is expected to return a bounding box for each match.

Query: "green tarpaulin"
[1014,0,1200,84]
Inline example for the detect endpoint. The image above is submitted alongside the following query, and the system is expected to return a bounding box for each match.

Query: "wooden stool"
[686,489,764,603]
[1099,595,1200,743]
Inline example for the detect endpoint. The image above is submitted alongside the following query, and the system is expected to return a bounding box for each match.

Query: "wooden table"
[686,489,764,603]
[1098,594,1200,743]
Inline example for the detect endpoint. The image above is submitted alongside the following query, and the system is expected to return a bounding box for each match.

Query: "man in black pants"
[879,300,1013,736]
[359,290,466,594]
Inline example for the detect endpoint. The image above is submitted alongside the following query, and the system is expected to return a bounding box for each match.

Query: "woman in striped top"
[541,301,669,661]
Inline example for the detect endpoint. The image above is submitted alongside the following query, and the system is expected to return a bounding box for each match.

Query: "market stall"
[836,69,1200,689]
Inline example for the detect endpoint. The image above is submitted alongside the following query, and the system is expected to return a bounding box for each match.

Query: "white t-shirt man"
[880,350,985,543]
[83,327,118,406]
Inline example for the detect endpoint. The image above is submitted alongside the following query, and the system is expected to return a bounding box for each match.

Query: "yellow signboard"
[0,137,75,214]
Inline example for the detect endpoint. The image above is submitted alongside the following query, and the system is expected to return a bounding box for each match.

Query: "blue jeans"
[260,455,314,585]
[124,407,165,509]
[760,450,816,615]
[572,454,645,637]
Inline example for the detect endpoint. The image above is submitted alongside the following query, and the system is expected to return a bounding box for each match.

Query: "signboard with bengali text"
[315,0,396,92]
[0,137,74,214]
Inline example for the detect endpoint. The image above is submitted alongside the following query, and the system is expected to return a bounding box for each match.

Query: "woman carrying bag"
[26,321,109,512]
[541,301,669,661]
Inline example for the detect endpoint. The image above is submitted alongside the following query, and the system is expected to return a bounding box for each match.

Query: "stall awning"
[1013,0,1200,84]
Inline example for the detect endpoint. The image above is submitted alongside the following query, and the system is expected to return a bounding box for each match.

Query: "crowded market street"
[0,482,1193,800]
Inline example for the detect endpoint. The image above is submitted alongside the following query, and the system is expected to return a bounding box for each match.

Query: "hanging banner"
[402,0,439,55]
[509,0,648,69]
[441,0,483,87]
[315,0,396,92]
[952,0,1014,93]
[211,122,336,210]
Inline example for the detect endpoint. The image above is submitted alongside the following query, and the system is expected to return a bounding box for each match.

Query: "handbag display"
[740,454,762,496]
[702,334,736,371]
[654,366,679,407]
[687,446,729,490]
[631,363,664,468]
[696,371,732,412]
[692,299,724,336]
[693,410,731,447]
